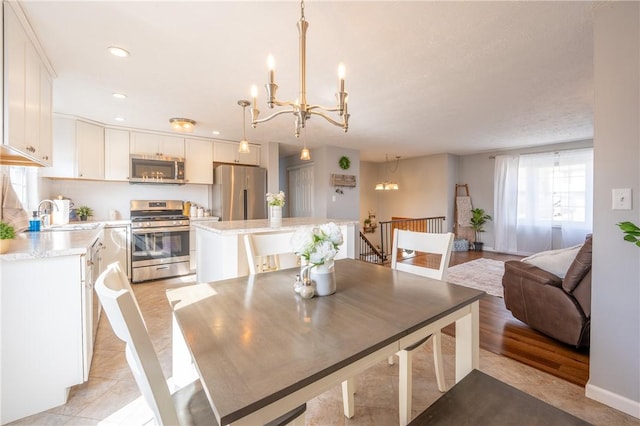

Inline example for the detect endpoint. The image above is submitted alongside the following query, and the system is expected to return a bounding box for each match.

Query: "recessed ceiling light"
[107,46,130,58]
[112,92,127,100]
[114,117,125,122]
[212,130,220,135]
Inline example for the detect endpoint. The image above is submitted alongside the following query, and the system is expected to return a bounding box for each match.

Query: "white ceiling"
[19,1,595,162]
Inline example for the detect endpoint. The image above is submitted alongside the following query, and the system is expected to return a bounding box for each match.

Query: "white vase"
[270,205,282,223]
[310,261,336,296]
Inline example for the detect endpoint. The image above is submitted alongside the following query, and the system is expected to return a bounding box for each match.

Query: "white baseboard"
[586,381,640,419]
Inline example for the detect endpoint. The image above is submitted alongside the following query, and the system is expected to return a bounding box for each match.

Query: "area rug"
[446,258,505,298]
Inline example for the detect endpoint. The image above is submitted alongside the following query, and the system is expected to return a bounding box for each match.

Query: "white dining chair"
[391,229,454,425]
[244,231,298,275]
[95,261,306,426]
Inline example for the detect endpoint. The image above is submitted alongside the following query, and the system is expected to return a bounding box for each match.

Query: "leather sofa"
[502,235,592,347]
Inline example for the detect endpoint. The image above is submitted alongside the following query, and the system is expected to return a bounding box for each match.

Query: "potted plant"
[469,208,492,251]
[76,205,94,221]
[617,221,640,247]
[0,221,16,254]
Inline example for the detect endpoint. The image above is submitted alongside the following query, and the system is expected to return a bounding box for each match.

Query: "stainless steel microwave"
[129,155,185,184]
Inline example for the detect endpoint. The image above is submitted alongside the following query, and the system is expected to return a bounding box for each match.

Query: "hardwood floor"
[445,250,590,387]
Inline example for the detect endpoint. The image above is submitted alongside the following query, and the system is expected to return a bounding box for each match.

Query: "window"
[6,166,39,211]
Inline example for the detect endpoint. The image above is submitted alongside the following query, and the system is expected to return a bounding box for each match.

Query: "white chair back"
[391,230,454,280]
[95,262,180,425]
[244,231,298,274]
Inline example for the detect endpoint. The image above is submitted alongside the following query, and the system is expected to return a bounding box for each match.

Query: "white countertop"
[192,217,357,235]
[0,224,105,261]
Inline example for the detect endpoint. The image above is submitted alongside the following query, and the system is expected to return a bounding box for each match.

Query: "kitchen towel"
[1,173,29,233]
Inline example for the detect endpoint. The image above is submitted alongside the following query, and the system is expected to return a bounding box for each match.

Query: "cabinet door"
[41,116,76,177]
[130,132,162,156]
[4,4,27,154]
[185,138,213,184]
[38,67,53,165]
[105,129,130,181]
[24,41,40,157]
[214,141,260,165]
[76,121,105,180]
[161,135,185,158]
[102,226,130,278]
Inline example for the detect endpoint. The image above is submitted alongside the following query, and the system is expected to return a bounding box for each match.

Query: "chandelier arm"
[252,109,297,125]
[308,110,348,128]
[307,104,342,113]
[269,99,299,108]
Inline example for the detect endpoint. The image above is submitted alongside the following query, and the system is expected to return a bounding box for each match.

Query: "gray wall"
[588,2,639,416]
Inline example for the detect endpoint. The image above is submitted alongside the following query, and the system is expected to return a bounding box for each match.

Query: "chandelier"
[249,0,350,138]
[375,155,400,191]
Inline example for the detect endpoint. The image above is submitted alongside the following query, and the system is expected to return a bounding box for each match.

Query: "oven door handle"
[132,226,191,234]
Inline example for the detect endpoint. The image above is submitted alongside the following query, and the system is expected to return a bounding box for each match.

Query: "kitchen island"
[192,217,358,282]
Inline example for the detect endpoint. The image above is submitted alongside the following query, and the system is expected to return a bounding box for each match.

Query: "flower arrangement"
[291,222,344,266]
[266,191,286,207]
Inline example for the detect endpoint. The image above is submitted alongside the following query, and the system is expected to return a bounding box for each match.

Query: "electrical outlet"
[612,188,632,210]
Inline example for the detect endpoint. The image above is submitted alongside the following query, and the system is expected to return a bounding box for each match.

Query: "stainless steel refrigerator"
[211,165,267,221]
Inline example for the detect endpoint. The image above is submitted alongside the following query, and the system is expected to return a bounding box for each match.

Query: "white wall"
[45,179,209,220]
[588,2,639,418]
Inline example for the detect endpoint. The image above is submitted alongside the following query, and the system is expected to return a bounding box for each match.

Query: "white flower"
[266,191,286,207]
[291,223,343,266]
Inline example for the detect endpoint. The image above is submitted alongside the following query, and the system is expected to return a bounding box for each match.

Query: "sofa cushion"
[562,235,592,293]
[521,244,582,278]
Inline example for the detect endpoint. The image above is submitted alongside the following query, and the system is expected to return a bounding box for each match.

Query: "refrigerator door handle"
[243,189,248,220]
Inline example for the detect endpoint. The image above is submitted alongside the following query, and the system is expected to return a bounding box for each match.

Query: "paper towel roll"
[52,200,70,225]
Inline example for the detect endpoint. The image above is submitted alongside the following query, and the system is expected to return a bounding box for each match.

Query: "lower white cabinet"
[102,225,130,277]
[0,232,104,424]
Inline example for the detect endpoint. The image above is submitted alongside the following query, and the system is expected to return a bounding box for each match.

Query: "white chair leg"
[341,378,355,418]
[388,355,395,365]
[398,349,412,426]
[433,330,447,392]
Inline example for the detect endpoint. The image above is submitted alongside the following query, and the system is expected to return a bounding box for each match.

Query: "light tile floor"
[9,275,638,426]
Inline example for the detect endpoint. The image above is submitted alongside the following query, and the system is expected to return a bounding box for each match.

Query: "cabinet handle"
[42,155,49,160]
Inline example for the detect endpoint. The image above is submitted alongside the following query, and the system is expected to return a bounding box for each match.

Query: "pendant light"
[375,155,400,190]
[237,100,251,154]
[300,127,311,161]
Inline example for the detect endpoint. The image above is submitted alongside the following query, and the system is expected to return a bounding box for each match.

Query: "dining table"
[167,259,484,426]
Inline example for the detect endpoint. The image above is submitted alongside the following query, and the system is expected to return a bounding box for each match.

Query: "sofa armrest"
[503,260,563,288]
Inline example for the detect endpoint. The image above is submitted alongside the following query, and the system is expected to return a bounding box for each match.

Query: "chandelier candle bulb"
[338,63,345,92]
[267,55,275,84]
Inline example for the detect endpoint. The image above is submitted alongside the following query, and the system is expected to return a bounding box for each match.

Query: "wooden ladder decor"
[454,184,475,244]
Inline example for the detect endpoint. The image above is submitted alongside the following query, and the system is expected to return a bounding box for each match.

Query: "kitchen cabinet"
[130,131,185,158]
[102,224,130,278]
[213,140,260,166]
[42,117,105,180]
[185,138,213,184]
[104,128,130,181]
[0,229,104,424]
[3,2,53,166]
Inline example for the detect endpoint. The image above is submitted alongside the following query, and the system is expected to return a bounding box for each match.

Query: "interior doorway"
[287,163,314,217]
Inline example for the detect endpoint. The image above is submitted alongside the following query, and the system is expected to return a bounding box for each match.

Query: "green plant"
[0,221,16,240]
[469,208,492,242]
[617,221,640,247]
[76,206,94,219]
[364,218,372,226]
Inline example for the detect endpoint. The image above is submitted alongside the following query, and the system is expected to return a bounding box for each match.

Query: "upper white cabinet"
[42,117,105,180]
[130,131,184,158]
[213,141,260,166]
[185,138,213,184]
[104,128,130,181]
[3,3,53,166]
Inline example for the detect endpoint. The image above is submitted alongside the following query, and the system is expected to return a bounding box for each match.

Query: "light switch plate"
[612,188,632,210]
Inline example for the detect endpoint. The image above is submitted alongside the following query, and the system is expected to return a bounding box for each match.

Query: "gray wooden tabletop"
[168,258,484,425]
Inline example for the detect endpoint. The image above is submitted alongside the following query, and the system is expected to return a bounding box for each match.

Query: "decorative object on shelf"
[248,0,350,138]
[617,221,640,247]
[291,222,343,296]
[237,100,251,154]
[76,205,94,222]
[266,191,285,223]
[363,210,378,234]
[469,207,492,251]
[339,156,351,170]
[0,221,16,254]
[375,154,400,191]
[169,117,196,132]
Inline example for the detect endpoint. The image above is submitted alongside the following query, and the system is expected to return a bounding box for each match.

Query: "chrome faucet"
[37,200,59,228]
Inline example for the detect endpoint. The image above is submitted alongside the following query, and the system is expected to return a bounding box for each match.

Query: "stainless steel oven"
[130,200,190,283]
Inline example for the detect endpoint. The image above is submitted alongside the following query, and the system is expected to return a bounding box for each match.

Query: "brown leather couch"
[502,235,592,347]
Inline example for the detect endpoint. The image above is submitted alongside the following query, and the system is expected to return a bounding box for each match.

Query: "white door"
[288,164,314,217]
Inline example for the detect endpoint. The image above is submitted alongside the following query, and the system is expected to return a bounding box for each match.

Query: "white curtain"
[493,155,519,253]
